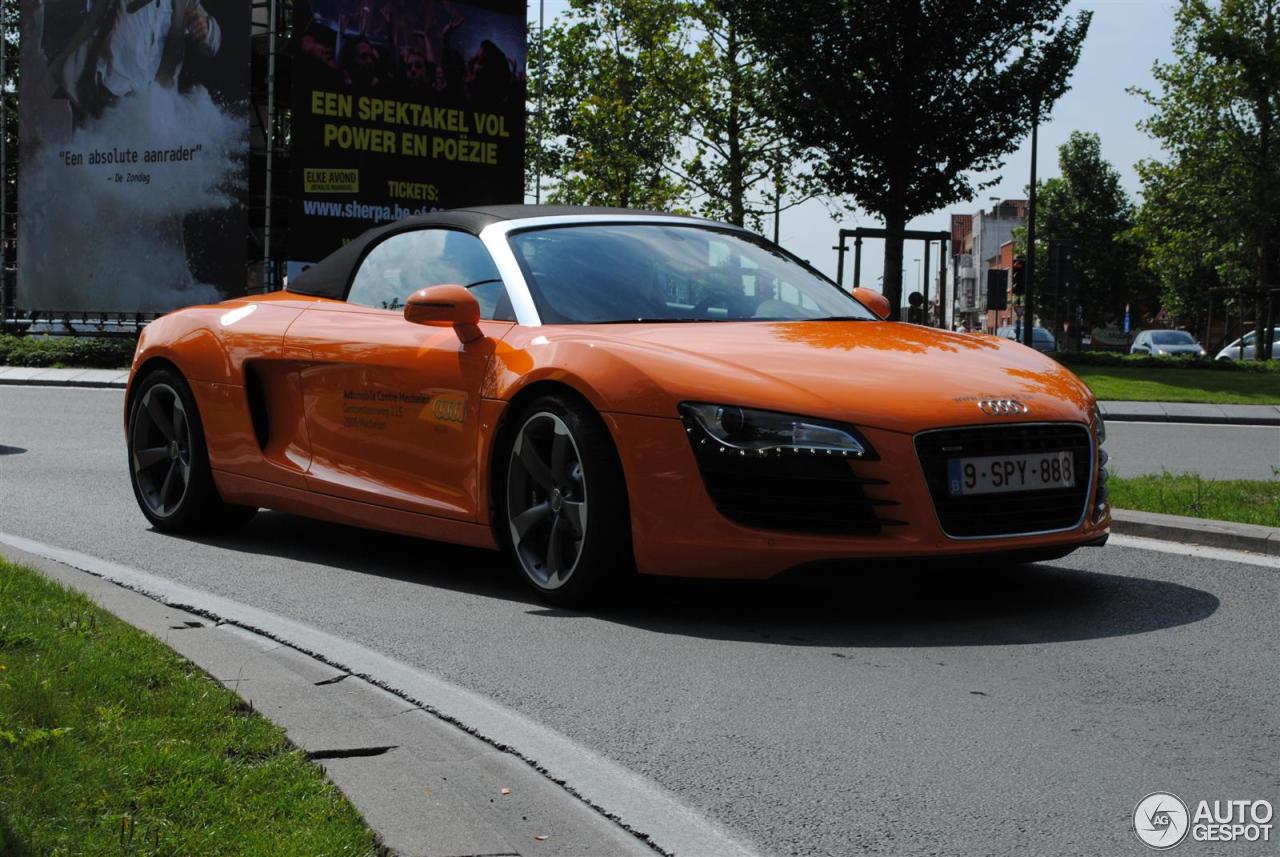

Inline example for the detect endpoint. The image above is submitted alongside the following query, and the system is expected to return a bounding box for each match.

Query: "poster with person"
[17,0,249,313]
[289,0,526,269]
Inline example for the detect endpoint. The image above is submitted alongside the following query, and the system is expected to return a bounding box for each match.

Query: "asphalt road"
[1106,421,1280,481]
[2,386,1278,856]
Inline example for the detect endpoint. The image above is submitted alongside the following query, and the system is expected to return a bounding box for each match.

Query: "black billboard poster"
[16,0,250,313]
[289,0,526,267]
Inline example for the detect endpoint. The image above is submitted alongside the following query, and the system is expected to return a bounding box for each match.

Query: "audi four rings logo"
[978,399,1029,416]
[432,398,465,423]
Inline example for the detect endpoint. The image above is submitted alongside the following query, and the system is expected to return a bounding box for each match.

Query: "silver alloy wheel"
[131,383,192,518]
[506,411,588,590]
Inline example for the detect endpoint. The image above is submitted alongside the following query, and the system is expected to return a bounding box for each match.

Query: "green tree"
[735,1,1090,318]
[1132,0,1280,357]
[529,0,694,210]
[1015,132,1155,341]
[528,0,809,229]
[676,2,808,231]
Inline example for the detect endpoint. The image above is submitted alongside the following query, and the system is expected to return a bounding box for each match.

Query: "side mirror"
[405,285,484,343]
[852,287,891,321]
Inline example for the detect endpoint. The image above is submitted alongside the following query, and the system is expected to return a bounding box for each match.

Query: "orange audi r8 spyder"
[125,206,1110,603]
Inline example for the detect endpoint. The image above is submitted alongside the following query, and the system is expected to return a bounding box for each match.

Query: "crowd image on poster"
[17,0,249,313]
[289,0,526,268]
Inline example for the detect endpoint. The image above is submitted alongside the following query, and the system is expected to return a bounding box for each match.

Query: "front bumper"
[604,413,1111,579]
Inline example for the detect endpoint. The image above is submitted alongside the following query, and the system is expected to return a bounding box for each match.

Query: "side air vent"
[244,364,270,450]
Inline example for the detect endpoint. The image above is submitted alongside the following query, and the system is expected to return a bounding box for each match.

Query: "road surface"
[2,386,1277,856]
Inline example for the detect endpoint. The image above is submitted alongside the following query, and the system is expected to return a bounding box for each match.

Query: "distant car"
[996,325,1057,353]
[1130,329,1205,357]
[1215,327,1279,361]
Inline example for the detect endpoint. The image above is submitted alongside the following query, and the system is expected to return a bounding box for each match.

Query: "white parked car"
[1215,327,1279,361]
[1130,329,1206,357]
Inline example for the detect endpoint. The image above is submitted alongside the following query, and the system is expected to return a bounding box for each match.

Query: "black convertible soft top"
[285,205,684,301]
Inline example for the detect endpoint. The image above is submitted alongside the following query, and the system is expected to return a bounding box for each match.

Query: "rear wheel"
[501,396,631,605]
[127,369,257,533]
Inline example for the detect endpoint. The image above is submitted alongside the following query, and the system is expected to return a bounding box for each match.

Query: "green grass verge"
[0,559,379,856]
[1071,366,1280,404]
[1111,474,1280,528]
[0,334,135,369]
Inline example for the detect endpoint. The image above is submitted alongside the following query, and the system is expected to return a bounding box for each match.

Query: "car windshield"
[1151,331,1195,345]
[507,224,876,324]
[1033,328,1054,342]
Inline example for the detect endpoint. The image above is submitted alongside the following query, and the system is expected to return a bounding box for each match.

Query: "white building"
[948,200,1026,332]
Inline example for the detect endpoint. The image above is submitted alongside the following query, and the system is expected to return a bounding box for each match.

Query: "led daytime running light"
[680,403,870,458]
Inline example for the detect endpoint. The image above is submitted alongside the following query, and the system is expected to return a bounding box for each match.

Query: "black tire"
[127,368,257,533]
[499,395,633,605]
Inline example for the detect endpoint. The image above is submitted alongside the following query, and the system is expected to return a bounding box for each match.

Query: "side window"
[347,229,512,320]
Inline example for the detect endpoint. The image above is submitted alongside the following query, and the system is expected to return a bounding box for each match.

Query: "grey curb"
[1111,508,1280,556]
[0,539,662,857]
[1099,400,1280,426]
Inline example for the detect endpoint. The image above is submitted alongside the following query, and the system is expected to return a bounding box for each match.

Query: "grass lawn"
[0,559,379,856]
[1110,474,1280,528]
[1071,366,1280,404]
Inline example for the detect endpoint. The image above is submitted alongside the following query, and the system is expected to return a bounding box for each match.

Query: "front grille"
[685,439,891,535]
[914,423,1092,538]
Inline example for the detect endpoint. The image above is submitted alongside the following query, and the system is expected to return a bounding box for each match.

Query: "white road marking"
[0,531,762,857]
[1107,421,1278,428]
[1109,533,1280,569]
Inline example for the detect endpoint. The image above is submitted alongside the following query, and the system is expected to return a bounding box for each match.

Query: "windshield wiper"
[809,315,876,322]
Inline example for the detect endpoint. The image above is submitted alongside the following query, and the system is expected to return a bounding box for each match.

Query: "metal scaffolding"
[251,0,290,294]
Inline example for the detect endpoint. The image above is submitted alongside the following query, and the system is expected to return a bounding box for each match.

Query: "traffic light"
[986,269,1008,310]
[1011,257,1026,297]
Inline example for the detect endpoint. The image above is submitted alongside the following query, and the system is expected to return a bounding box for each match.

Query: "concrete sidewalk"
[0,366,130,388]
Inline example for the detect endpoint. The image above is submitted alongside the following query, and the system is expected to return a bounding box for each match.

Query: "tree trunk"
[882,213,906,321]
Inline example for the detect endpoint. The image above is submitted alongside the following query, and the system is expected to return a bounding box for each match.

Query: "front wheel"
[501,396,632,605]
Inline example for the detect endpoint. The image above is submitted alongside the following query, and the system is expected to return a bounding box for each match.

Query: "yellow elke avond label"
[304,168,359,193]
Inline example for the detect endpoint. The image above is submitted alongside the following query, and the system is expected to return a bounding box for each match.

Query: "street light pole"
[534,0,545,205]
[1023,102,1040,348]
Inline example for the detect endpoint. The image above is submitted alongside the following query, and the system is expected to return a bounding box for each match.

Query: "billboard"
[289,0,526,267]
[17,0,249,313]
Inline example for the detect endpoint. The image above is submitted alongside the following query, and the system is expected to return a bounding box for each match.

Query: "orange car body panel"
[128,288,1109,579]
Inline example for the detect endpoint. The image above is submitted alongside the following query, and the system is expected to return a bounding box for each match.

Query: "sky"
[525,0,1182,287]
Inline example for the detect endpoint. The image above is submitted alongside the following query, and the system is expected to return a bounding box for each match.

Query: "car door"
[286,228,516,520]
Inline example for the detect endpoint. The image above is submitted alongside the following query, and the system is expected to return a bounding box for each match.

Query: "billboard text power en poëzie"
[289,0,526,267]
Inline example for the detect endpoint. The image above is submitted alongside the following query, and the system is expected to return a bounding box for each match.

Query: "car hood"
[1152,344,1202,354]
[542,321,1094,434]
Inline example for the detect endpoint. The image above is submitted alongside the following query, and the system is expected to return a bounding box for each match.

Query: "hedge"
[0,334,136,369]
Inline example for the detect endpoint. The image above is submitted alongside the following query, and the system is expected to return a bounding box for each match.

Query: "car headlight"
[1093,403,1106,445]
[679,403,873,458]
